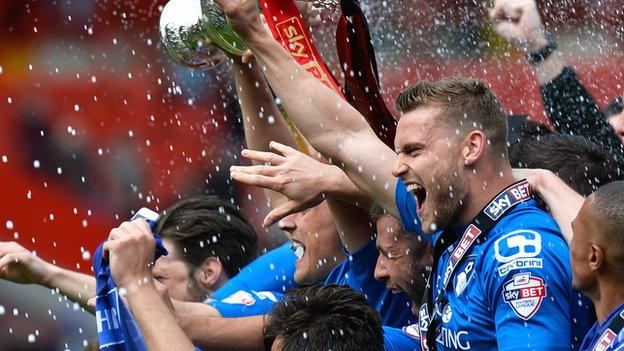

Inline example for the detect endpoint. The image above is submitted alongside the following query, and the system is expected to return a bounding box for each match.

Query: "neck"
[457,163,516,226]
[591,276,624,324]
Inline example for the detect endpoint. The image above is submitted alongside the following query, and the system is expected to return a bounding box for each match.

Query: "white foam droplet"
[6,220,14,230]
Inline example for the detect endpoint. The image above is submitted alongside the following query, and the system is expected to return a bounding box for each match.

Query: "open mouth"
[291,241,306,260]
[406,183,427,214]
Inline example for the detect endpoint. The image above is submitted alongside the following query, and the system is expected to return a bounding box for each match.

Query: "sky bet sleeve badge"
[502,272,548,320]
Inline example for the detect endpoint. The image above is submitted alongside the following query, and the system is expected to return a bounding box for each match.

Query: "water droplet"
[33,160,40,169]
[6,220,14,230]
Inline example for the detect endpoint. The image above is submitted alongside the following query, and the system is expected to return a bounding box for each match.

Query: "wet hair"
[605,96,623,117]
[396,77,508,158]
[591,181,624,266]
[509,134,619,196]
[156,195,258,279]
[263,284,384,351]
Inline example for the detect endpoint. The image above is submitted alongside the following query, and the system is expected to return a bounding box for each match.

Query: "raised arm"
[490,0,624,168]
[0,241,95,312]
[513,168,584,242]
[217,1,399,217]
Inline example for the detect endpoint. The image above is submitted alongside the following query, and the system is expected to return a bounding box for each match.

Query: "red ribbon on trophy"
[259,0,344,97]
[260,0,396,147]
[336,0,397,147]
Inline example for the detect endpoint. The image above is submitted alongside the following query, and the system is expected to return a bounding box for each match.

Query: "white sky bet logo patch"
[503,273,547,320]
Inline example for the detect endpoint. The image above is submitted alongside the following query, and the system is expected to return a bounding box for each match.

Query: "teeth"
[406,183,422,193]
[291,243,305,259]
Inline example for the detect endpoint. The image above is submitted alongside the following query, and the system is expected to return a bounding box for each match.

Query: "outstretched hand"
[230,141,339,227]
[489,0,548,52]
[0,241,53,286]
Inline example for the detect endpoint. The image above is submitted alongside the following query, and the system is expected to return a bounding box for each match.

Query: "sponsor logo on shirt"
[494,230,543,276]
[454,258,475,296]
[503,273,547,320]
[221,290,257,306]
[442,304,453,323]
[484,182,531,220]
[436,327,471,350]
[592,329,617,351]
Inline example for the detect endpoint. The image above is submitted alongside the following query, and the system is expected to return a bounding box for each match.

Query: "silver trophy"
[159,0,247,69]
[159,0,339,70]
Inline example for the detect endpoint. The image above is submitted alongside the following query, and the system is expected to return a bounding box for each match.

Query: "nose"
[278,214,297,233]
[374,255,389,282]
[391,154,408,178]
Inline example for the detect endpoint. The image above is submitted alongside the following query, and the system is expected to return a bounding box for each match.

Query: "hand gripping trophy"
[159,0,337,69]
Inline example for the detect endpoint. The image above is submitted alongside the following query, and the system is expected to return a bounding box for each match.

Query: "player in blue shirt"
[222,48,418,331]
[205,12,579,347]
[515,171,624,351]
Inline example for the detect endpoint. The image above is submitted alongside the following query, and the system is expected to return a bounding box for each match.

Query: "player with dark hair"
[153,195,259,302]
[0,195,268,310]
[514,172,624,350]
[263,284,384,351]
[509,134,620,196]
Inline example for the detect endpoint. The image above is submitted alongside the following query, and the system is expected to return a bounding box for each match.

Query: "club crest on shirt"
[454,256,476,296]
[503,273,547,320]
[221,290,257,306]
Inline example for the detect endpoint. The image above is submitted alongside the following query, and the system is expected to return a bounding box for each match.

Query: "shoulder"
[482,201,569,265]
[476,202,572,296]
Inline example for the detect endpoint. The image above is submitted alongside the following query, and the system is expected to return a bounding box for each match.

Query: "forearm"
[532,169,584,243]
[126,282,196,351]
[532,53,565,85]
[235,60,297,152]
[327,199,373,254]
[245,32,380,167]
[246,31,398,214]
[45,265,96,313]
[540,66,624,167]
[179,312,265,351]
[235,59,298,208]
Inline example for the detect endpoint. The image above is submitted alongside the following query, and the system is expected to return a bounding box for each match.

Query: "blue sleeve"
[394,179,431,243]
[207,290,281,318]
[324,240,416,328]
[383,326,421,351]
[482,223,573,350]
[211,242,297,300]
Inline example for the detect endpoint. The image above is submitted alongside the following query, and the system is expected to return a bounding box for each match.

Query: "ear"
[461,130,486,167]
[588,244,605,272]
[195,257,224,290]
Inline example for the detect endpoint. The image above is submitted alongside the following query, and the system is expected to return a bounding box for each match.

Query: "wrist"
[41,262,60,288]
[526,30,549,53]
[119,274,153,294]
[324,165,346,198]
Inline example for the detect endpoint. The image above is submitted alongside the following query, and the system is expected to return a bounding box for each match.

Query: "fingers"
[241,49,255,64]
[240,149,286,165]
[263,200,305,227]
[230,164,278,177]
[0,253,19,275]
[0,241,26,258]
[269,141,298,157]
[230,170,279,190]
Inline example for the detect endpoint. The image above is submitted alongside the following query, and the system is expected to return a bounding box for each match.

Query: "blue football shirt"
[395,179,589,350]
[324,238,416,328]
[580,302,624,351]
[211,242,298,301]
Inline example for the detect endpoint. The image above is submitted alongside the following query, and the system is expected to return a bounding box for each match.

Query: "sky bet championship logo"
[485,181,531,220]
[503,273,547,320]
